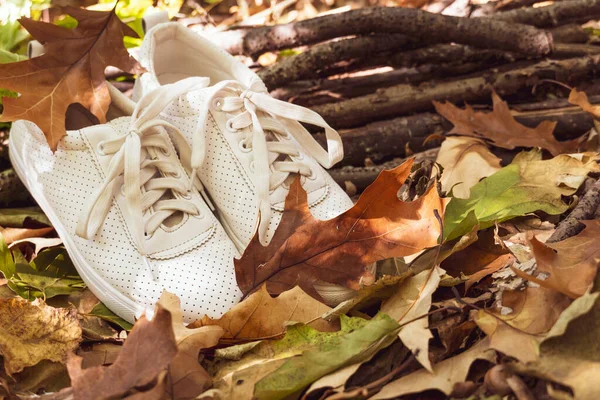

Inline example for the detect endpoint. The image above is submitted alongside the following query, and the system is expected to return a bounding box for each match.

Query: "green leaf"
[0,207,50,227]
[88,302,133,331]
[254,314,400,400]
[443,150,600,241]
[0,233,16,280]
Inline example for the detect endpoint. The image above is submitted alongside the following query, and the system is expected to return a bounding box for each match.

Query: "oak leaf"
[0,7,142,150]
[434,92,580,156]
[525,220,600,298]
[66,305,177,399]
[436,136,501,199]
[474,286,570,363]
[0,298,81,375]
[568,88,600,118]
[235,159,445,300]
[189,284,336,341]
[157,292,224,399]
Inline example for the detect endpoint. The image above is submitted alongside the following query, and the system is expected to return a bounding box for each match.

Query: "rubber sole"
[9,141,146,323]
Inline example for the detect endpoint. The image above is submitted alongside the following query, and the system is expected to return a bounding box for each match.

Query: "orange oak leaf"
[234,159,445,300]
[568,88,600,118]
[519,220,600,299]
[0,7,142,150]
[433,92,580,156]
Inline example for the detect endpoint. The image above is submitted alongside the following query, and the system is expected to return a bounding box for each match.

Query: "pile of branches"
[207,0,600,190]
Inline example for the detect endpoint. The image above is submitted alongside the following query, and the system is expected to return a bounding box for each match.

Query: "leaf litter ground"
[1,6,600,400]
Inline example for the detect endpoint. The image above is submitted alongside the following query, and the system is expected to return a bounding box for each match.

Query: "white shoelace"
[77,78,211,255]
[190,80,344,245]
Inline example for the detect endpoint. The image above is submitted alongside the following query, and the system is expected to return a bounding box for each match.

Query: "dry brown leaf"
[0,7,141,150]
[434,92,580,156]
[67,305,177,399]
[474,286,570,363]
[0,298,81,375]
[568,88,600,118]
[381,266,445,372]
[0,227,53,245]
[464,253,514,293]
[235,159,445,300]
[436,136,502,198]
[372,338,495,399]
[158,292,224,399]
[524,220,600,298]
[189,285,336,341]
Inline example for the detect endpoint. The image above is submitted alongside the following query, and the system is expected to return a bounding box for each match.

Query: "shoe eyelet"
[249,161,255,172]
[211,97,224,111]
[307,169,317,180]
[173,170,182,179]
[192,210,205,219]
[238,140,251,153]
[182,191,192,200]
[226,119,238,133]
[280,130,291,139]
[160,147,171,157]
[96,142,106,156]
[144,232,154,240]
[295,152,305,160]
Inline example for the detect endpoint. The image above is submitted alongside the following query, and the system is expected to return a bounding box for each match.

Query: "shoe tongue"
[108,117,185,227]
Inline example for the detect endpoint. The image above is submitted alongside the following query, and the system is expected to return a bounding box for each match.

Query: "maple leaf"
[434,92,580,156]
[521,220,600,298]
[66,305,177,399]
[190,284,336,341]
[0,7,142,150]
[235,159,445,300]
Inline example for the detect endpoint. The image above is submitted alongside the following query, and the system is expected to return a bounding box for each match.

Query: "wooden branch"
[493,0,600,26]
[312,55,600,129]
[322,103,596,167]
[214,7,553,57]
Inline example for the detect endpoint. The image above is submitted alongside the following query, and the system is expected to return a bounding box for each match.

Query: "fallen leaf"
[10,236,63,256]
[0,7,141,150]
[443,150,600,241]
[0,297,81,375]
[158,292,224,399]
[525,220,600,298]
[381,265,445,371]
[568,88,600,118]
[515,292,600,399]
[474,286,570,363]
[235,159,445,300]
[10,360,70,395]
[434,92,580,156]
[254,314,399,399]
[436,136,502,199]
[465,254,514,293]
[372,338,495,399]
[67,305,177,399]
[0,226,53,245]
[190,285,336,341]
[0,207,50,228]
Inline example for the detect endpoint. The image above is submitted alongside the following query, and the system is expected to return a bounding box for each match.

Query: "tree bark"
[214,7,553,57]
[311,55,600,129]
[322,103,596,167]
[492,0,600,26]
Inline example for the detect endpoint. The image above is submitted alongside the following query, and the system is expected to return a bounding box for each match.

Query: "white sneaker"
[9,78,242,323]
[134,21,361,304]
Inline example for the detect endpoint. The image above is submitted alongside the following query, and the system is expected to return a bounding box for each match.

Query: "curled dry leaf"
[434,92,580,156]
[0,298,81,375]
[524,220,600,298]
[0,226,53,245]
[371,338,495,399]
[235,159,445,300]
[67,305,177,400]
[0,7,142,150]
[436,136,502,199]
[381,266,446,372]
[189,284,336,341]
[474,286,570,363]
[158,292,225,399]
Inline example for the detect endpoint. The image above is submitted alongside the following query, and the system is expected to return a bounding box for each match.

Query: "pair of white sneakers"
[8,20,356,323]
